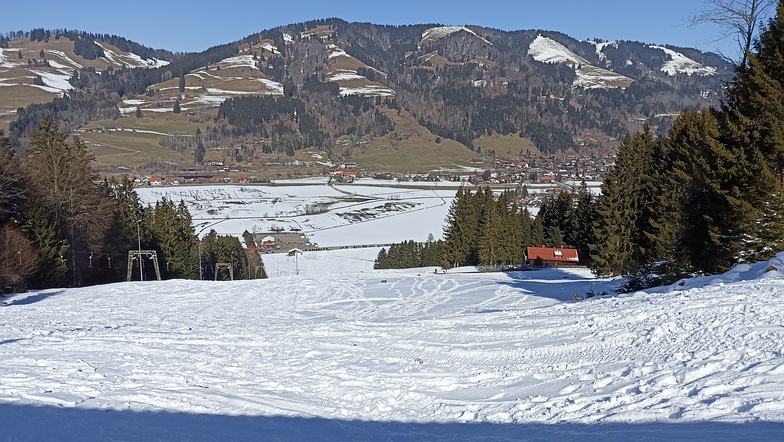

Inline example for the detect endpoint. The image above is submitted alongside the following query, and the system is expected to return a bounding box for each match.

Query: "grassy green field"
[344,107,480,172]
[473,133,540,157]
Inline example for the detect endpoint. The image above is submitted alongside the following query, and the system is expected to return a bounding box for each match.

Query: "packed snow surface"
[3,249,784,440]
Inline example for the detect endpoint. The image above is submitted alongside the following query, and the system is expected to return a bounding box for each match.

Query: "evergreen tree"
[531,214,545,247]
[173,100,181,114]
[570,181,598,268]
[590,130,658,277]
[518,207,533,249]
[718,1,784,263]
[442,187,479,268]
[374,248,389,269]
[22,207,68,288]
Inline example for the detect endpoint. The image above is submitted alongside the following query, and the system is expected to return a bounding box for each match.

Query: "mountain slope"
[0,34,170,125]
[3,20,734,170]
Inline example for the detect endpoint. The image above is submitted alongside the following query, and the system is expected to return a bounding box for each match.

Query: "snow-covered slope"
[420,26,493,46]
[324,44,395,97]
[3,250,784,440]
[528,35,633,89]
[652,46,717,76]
[118,42,284,115]
[0,38,170,116]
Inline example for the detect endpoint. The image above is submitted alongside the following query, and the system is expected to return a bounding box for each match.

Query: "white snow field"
[136,180,458,246]
[4,181,784,440]
[3,248,784,440]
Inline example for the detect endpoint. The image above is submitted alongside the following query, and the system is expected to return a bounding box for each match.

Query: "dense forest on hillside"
[5,18,731,154]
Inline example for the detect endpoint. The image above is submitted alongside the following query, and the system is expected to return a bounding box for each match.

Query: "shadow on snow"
[496,269,623,302]
[1,290,65,307]
[0,403,782,441]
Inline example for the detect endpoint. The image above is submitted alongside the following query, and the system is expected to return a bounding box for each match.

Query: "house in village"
[525,246,580,268]
[261,235,276,252]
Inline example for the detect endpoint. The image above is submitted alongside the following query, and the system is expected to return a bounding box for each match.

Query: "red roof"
[526,246,579,263]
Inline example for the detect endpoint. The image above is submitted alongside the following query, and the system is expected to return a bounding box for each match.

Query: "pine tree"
[718,1,784,263]
[531,214,545,247]
[590,129,659,277]
[569,181,598,267]
[442,187,478,268]
[656,109,742,276]
[24,118,117,286]
[374,248,389,269]
[22,207,68,288]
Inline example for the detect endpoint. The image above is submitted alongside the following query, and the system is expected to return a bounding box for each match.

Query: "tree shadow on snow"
[1,290,65,307]
[495,269,624,302]
[0,403,781,442]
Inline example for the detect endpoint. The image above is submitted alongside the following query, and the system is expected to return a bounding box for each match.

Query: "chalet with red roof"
[525,246,580,268]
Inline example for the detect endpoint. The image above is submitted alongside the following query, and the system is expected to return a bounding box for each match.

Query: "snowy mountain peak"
[651,46,717,76]
[420,26,492,46]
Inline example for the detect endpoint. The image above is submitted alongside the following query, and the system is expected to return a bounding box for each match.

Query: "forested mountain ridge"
[2,19,733,160]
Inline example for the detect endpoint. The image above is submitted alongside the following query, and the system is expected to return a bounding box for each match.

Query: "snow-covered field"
[3,182,784,441]
[136,179,459,246]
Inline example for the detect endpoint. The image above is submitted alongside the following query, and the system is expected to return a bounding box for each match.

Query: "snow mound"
[652,251,784,293]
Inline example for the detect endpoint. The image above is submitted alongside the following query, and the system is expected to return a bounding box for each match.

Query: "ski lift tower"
[127,250,162,281]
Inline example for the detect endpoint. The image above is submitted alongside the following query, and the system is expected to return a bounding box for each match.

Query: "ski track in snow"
[3,254,784,440]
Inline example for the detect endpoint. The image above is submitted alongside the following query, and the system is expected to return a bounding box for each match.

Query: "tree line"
[376,2,784,289]
[0,119,265,292]
[375,183,597,271]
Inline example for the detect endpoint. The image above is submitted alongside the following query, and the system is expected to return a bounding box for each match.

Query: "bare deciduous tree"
[24,118,117,286]
[689,0,775,67]
[0,130,26,223]
[0,224,40,292]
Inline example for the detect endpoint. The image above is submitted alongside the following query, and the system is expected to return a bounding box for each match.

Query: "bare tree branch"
[688,0,775,67]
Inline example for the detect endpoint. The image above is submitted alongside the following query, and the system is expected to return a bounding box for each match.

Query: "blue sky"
[1,0,766,58]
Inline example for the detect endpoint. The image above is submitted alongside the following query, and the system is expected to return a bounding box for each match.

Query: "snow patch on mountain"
[327,44,348,59]
[420,26,492,46]
[329,70,365,82]
[528,35,632,89]
[587,40,618,62]
[260,42,280,55]
[94,41,168,68]
[30,69,73,93]
[219,54,257,70]
[652,46,716,76]
[529,35,586,67]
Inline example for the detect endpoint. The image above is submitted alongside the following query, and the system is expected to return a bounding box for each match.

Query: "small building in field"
[525,246,579,268]
[261,236,276,251]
